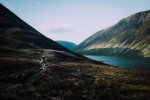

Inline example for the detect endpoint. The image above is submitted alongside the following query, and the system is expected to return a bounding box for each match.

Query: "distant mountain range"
[76,10,150,57]
[56,41,77,51]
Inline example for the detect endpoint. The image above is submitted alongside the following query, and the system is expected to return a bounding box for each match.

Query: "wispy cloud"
[36,23,75,34]
[49,28,72,34]
[34,23,92,44]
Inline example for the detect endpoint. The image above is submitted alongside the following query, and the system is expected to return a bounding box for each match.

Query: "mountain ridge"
[76,10,150,57]
[56,40,77,51]
[0,3,79,56]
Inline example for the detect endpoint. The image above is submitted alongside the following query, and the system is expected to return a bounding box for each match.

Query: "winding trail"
[24,55,48,83]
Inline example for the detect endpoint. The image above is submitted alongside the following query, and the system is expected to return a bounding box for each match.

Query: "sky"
[0,0,150,44]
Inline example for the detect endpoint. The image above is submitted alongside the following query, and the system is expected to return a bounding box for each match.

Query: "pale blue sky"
[1,0,150,44]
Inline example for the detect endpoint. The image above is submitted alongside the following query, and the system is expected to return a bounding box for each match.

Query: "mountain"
[76,10,150,57]
[56,40,77,51]
[0,3,74,54]
[0,3,88,68]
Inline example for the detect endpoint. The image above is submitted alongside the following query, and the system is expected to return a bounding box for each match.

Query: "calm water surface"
[85,55,150,71]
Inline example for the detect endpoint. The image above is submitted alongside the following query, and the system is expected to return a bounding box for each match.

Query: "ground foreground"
[0,49,150,100]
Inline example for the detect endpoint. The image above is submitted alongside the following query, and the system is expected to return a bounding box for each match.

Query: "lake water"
[85,55,150,71]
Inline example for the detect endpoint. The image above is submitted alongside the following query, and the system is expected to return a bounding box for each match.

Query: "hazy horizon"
[1,0,150,44]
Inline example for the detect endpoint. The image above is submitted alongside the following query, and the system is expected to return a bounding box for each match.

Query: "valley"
[0,3,150,100]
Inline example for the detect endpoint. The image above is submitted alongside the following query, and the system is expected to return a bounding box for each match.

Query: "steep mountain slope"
[0,3,73,53]
[56,40,77,51]
[76,10,150,57]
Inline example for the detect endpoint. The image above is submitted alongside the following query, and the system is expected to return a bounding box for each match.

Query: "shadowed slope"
[0,3,74,53]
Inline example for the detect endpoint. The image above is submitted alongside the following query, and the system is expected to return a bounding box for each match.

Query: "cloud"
[36,23,75,34]
[33,23,97,44]
[49,27,72,33]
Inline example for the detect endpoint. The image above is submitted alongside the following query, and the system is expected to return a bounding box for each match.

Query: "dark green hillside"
[56,41,77,51]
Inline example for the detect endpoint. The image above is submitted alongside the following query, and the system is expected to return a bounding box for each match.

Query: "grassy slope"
[76,10,150,57]
[0,3,78,56]
[0,51,150,100]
